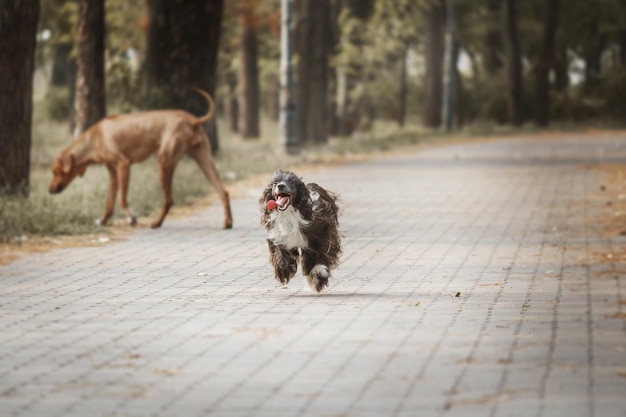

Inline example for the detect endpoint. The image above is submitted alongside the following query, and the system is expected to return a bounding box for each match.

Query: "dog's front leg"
[151,155,175,229]
[97,165,119,226]
[267,240,298,286]
[116,159,137,226]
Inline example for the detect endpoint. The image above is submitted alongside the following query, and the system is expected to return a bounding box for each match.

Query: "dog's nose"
[277,183,287,192]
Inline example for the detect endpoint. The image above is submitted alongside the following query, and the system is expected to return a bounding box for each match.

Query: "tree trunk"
[619,30,626,65]
[397,46,408,128]
[484,0,503,75]
[423,2,444,128]
[226,72,239,133]
[0,0,40,195]
[307,0,331,144]
[583,22,605,90]
[332,0,375,137]
[505,0,523,126]
[533,0,559,127]
[238,1,260,139]
[144,0,223,153]
[295,0,311,143]
[345,0,374,20]
[73,0,106,138]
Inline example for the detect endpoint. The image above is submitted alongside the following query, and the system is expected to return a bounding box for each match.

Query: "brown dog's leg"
[190,146,233,229]
[97,165,119,226]
[116,159,137,226]
[151,154,175,229]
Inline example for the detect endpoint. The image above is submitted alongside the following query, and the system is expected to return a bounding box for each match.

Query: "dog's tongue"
[276,195,290,208]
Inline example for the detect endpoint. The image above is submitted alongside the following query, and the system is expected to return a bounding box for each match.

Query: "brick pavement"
[1,133,625,417]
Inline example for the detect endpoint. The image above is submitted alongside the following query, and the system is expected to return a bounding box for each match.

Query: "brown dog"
[49,88,233,229]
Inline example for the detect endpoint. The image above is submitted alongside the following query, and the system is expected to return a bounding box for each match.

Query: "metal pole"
[441,0,455,131]
[279,0,299,154]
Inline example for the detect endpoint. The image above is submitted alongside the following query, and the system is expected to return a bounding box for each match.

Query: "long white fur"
[267,206,309,250]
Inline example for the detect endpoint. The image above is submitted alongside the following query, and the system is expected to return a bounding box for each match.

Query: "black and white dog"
[260,170,342,292]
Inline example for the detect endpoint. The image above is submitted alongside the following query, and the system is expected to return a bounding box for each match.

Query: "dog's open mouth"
[274,193,292,211]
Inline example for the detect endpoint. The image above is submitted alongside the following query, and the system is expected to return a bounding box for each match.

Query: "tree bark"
[73,0,106,138]
[505,0,523,126]
[144,0,223,153]
[484,0,503,75]
[0,0,40,195]
[307,0,331,144]
[238,1,260,139]
[423,2,444,128]
[534,0,559,127]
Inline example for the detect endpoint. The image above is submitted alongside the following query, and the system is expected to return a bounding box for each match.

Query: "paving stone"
[1,134,626,416]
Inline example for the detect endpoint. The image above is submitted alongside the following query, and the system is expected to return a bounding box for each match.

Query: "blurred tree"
[422,0,444,128]
[73,0,106,137]
[144,0,223,153]
[332,0,376,136]
[484,0,503,75]
[0,0,40,196]
[505,0,523,126]
[296,0,333,144]
[533,0,559,127]
[239,0,261,139]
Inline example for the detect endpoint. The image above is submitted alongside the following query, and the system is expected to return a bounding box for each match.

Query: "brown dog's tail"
[191,87,215,125]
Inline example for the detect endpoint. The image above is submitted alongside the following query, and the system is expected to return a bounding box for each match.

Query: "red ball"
[267,200,278,210]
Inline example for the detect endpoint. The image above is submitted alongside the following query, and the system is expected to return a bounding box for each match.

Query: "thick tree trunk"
[238,1,260,139]
[144,0,223,153]
[73,0,106,138]
[505,0,523,126]
[0,0,40,195]
[307,0,331,144]
[534,0,559,127]
[423,2,444,128]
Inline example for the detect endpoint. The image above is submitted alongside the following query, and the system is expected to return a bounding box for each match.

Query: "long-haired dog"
[260,170,342,292]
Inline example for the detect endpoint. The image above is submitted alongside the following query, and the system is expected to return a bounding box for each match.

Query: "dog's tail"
[191,87,215,125]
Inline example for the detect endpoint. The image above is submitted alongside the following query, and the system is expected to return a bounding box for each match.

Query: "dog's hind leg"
[189,144,233,229]
[268,241,298,286]
[301,248,330,292]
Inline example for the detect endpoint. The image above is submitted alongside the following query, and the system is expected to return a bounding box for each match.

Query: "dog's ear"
[60,154,74,175]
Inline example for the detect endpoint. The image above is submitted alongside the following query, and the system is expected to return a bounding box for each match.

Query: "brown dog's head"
[49,152,87,194]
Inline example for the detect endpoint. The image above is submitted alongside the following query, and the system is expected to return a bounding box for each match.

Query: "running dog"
[260,170,341,292]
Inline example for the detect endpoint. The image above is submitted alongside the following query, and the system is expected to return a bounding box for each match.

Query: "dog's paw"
[95,218,108,226]
[306,264,330,292]
[128,215,137,226]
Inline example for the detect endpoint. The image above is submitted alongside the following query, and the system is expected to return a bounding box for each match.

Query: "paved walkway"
[1,133,626,417]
